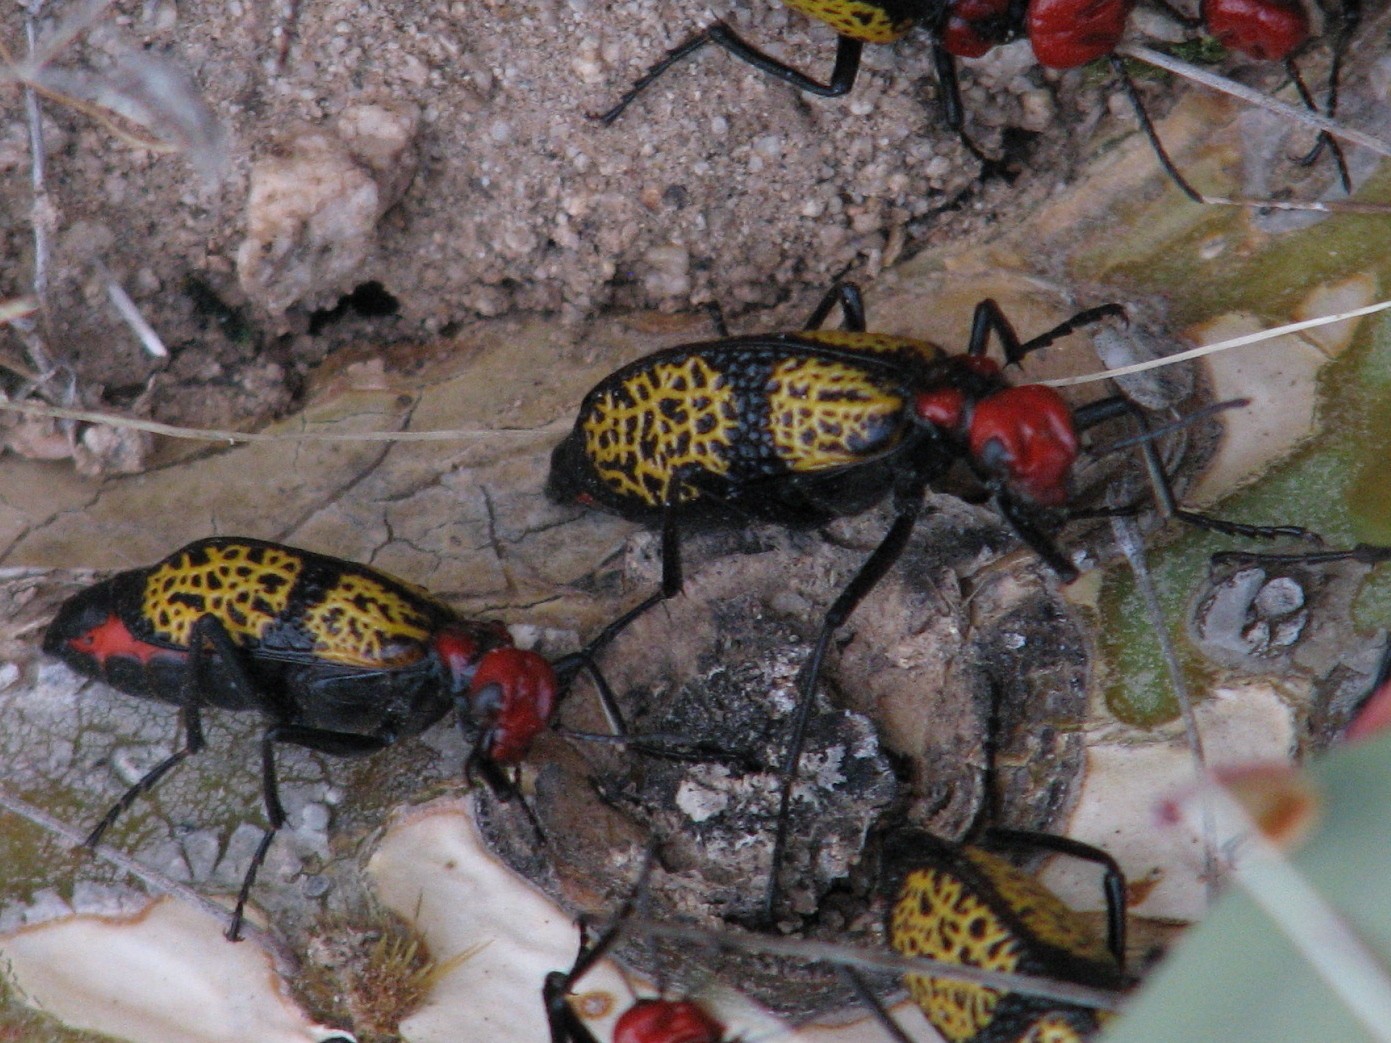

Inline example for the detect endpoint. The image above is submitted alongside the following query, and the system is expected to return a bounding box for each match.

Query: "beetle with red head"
[597,0,1362,202]
[1198,0,1358,191]
[546,925,731,1043]
[43,536,578,940]
[545,855,732,1043]
[548,281,1312,924]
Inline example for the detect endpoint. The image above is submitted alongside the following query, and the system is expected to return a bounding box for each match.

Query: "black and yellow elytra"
[886,830,1127,1043]
[547,327,956,525]
[42,536,551,942]
[45,536,514,735]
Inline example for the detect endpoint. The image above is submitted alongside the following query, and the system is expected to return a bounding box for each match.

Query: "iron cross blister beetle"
[540,828,1130,1042]
[544,849,733,1043]
[597,0,1360,202]
[884,827,1130,1043]
[43,536,566,940]
[545,915,731,1043]
[547,280,1310,922]
[594,0,1136,149]
[1185,0,1357,191]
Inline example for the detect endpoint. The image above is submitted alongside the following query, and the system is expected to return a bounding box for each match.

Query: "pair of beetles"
[45,279,1323,1042]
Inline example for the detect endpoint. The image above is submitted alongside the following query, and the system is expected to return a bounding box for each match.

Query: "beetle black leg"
[85,611,252,848]
[763,470,929,923]
[967,299,1125,366]
[228,721,391,941]
[553,648,630,735]
[553,648,763,771]
[803,281,867,332]
[929,39,994,167]
[1287,58,1352,193]
[1109,55,1206,205]
[705,25,862,96]
[545,853,658,1043]
[596,24,861,125]
[596,31,714,125]
[931,39,966,132]
[659,494,686,598]
[552,470,699,701]
[1211,543,1391,570]
[995,493,1081,582]
[1097,396,1322,543]
[230,729,291,943]
[1071,393,1136,439]
[465,746,551,850]
[1014,304,1128,362]
[967,298,1022,359]
[838,966,917,1043]
[1299,0,1360,189]
[544,920,609,1043]
[980,827,1128,968]
[84,702,206,849]
[703,300,731,339]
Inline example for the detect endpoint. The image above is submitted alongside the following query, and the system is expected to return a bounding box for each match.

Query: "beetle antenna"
[1087,397,1250,457]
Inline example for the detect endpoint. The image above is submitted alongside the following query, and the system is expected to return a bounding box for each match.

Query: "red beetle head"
[463,646,559,766]
[1027,0,1135,68]
[613,999,726,1043]
[1202,0,1308,62]
[967,384,1079,507]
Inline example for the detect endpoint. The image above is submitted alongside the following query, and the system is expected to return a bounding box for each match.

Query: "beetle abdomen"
[573,341,913,512]
[130,538,451,671]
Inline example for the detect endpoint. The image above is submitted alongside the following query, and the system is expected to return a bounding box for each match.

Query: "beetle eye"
[469,682,503,723]
[977,436,1010,473]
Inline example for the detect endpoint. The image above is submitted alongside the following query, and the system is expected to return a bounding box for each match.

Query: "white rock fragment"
[0,897,351,1043]
[73,421,153,477]
[1041,684,1297,922]
[367,798,631,1043]
[1293,274,1378,358]
[1183,312,1327,506]
[366,799,912,1043]
[640,243,692,300]
[676,769,733,822]
[236,103,419,319]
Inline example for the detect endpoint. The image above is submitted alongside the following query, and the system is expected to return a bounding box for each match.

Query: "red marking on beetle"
[960,355,1001,378]
[1027,0,1135,68]
[434,625,484,689]
[613,999,726,1043]
[943,0,1013,58]
[470,647,559,764]
[68,613,181,667]
[915,386,968,429]
[1203,0,1308,61]
[968,385,1079,506]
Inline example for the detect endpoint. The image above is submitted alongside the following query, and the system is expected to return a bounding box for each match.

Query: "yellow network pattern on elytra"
[298,570,441,668]
[890,864,1020,1041]
[781,0,915,43]
[766,355,906,470]
[964,847,1113,963]
[142,540,303,646]
[581,354,739,507]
